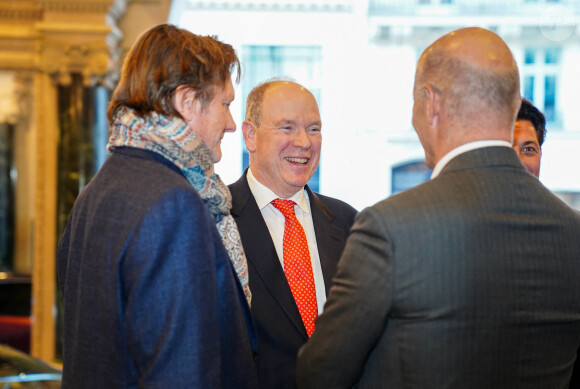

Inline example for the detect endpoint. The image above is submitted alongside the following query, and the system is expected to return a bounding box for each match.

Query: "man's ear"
[242,120,257,152]
[174,86,198,122]
[423,83,441,128]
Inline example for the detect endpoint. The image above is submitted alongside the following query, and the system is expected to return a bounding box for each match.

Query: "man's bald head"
[245,78,316,127]
[415,27,521,130]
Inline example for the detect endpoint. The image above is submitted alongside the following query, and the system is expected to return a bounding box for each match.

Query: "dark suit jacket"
[229,170,357,389]
[58,148,258,388]
[297,147,580,389]
[571,352,580,389]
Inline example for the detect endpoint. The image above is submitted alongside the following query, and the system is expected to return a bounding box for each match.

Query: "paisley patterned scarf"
[108,106,251,306]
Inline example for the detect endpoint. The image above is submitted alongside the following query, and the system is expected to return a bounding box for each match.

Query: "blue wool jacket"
[57,147,258,388]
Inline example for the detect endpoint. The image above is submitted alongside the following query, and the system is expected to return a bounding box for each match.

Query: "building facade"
[173,0,580,210]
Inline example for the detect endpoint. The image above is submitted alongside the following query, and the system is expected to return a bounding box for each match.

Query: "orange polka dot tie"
[271,199,318,337]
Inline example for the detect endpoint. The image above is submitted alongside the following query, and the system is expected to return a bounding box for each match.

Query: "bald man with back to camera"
[297,27,580,389]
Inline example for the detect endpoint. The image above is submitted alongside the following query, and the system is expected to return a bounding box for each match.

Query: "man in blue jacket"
[57,24,257,388]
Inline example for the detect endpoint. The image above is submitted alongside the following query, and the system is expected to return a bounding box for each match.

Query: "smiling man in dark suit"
[229,79,356,388]
[297,27,580,389]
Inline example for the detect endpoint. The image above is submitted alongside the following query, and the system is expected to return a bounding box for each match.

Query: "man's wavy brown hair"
[107,24,240,122]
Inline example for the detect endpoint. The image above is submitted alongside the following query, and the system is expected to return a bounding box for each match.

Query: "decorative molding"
[37,0,114,14]
[35,22,112,34]
[37,42,112,86]
[0,0,118,21]
[0,5,43,21]
[1,0,124,83]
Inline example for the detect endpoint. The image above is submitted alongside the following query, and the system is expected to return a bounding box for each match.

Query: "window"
[391,161,432,194]
[241,46,322,192]
[523,76,535,101]
[524,48,536,64]
[520,46,561,124]
[545,47,561,64]
[544,75,556,121]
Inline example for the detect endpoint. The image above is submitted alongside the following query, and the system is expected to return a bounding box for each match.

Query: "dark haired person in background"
[57,24,257,388]
[512,98,546,178]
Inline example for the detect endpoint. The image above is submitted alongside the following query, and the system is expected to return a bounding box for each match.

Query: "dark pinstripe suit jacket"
[229,170,357,389]
[297,146,580,389]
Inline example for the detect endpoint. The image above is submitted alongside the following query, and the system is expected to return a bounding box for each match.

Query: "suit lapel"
[230,172,306,336]
[307,186,344,295]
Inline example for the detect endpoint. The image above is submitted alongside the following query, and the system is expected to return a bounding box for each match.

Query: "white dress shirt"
[246,168,327,314]
[431,140,512,179]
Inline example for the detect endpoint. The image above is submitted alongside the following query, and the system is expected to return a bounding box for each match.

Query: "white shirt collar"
[431,140,512,179]
[246,168,310,213]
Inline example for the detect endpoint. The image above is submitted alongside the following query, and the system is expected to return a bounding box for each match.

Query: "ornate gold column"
[0,0,126,362]
[31,69,59,362]
[1,0,174,363]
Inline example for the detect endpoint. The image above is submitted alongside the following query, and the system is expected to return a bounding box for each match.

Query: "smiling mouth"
[285,157,308,165]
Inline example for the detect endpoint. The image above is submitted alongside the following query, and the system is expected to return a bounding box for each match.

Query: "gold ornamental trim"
[37,0,113,14]
[0,3,42,21]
